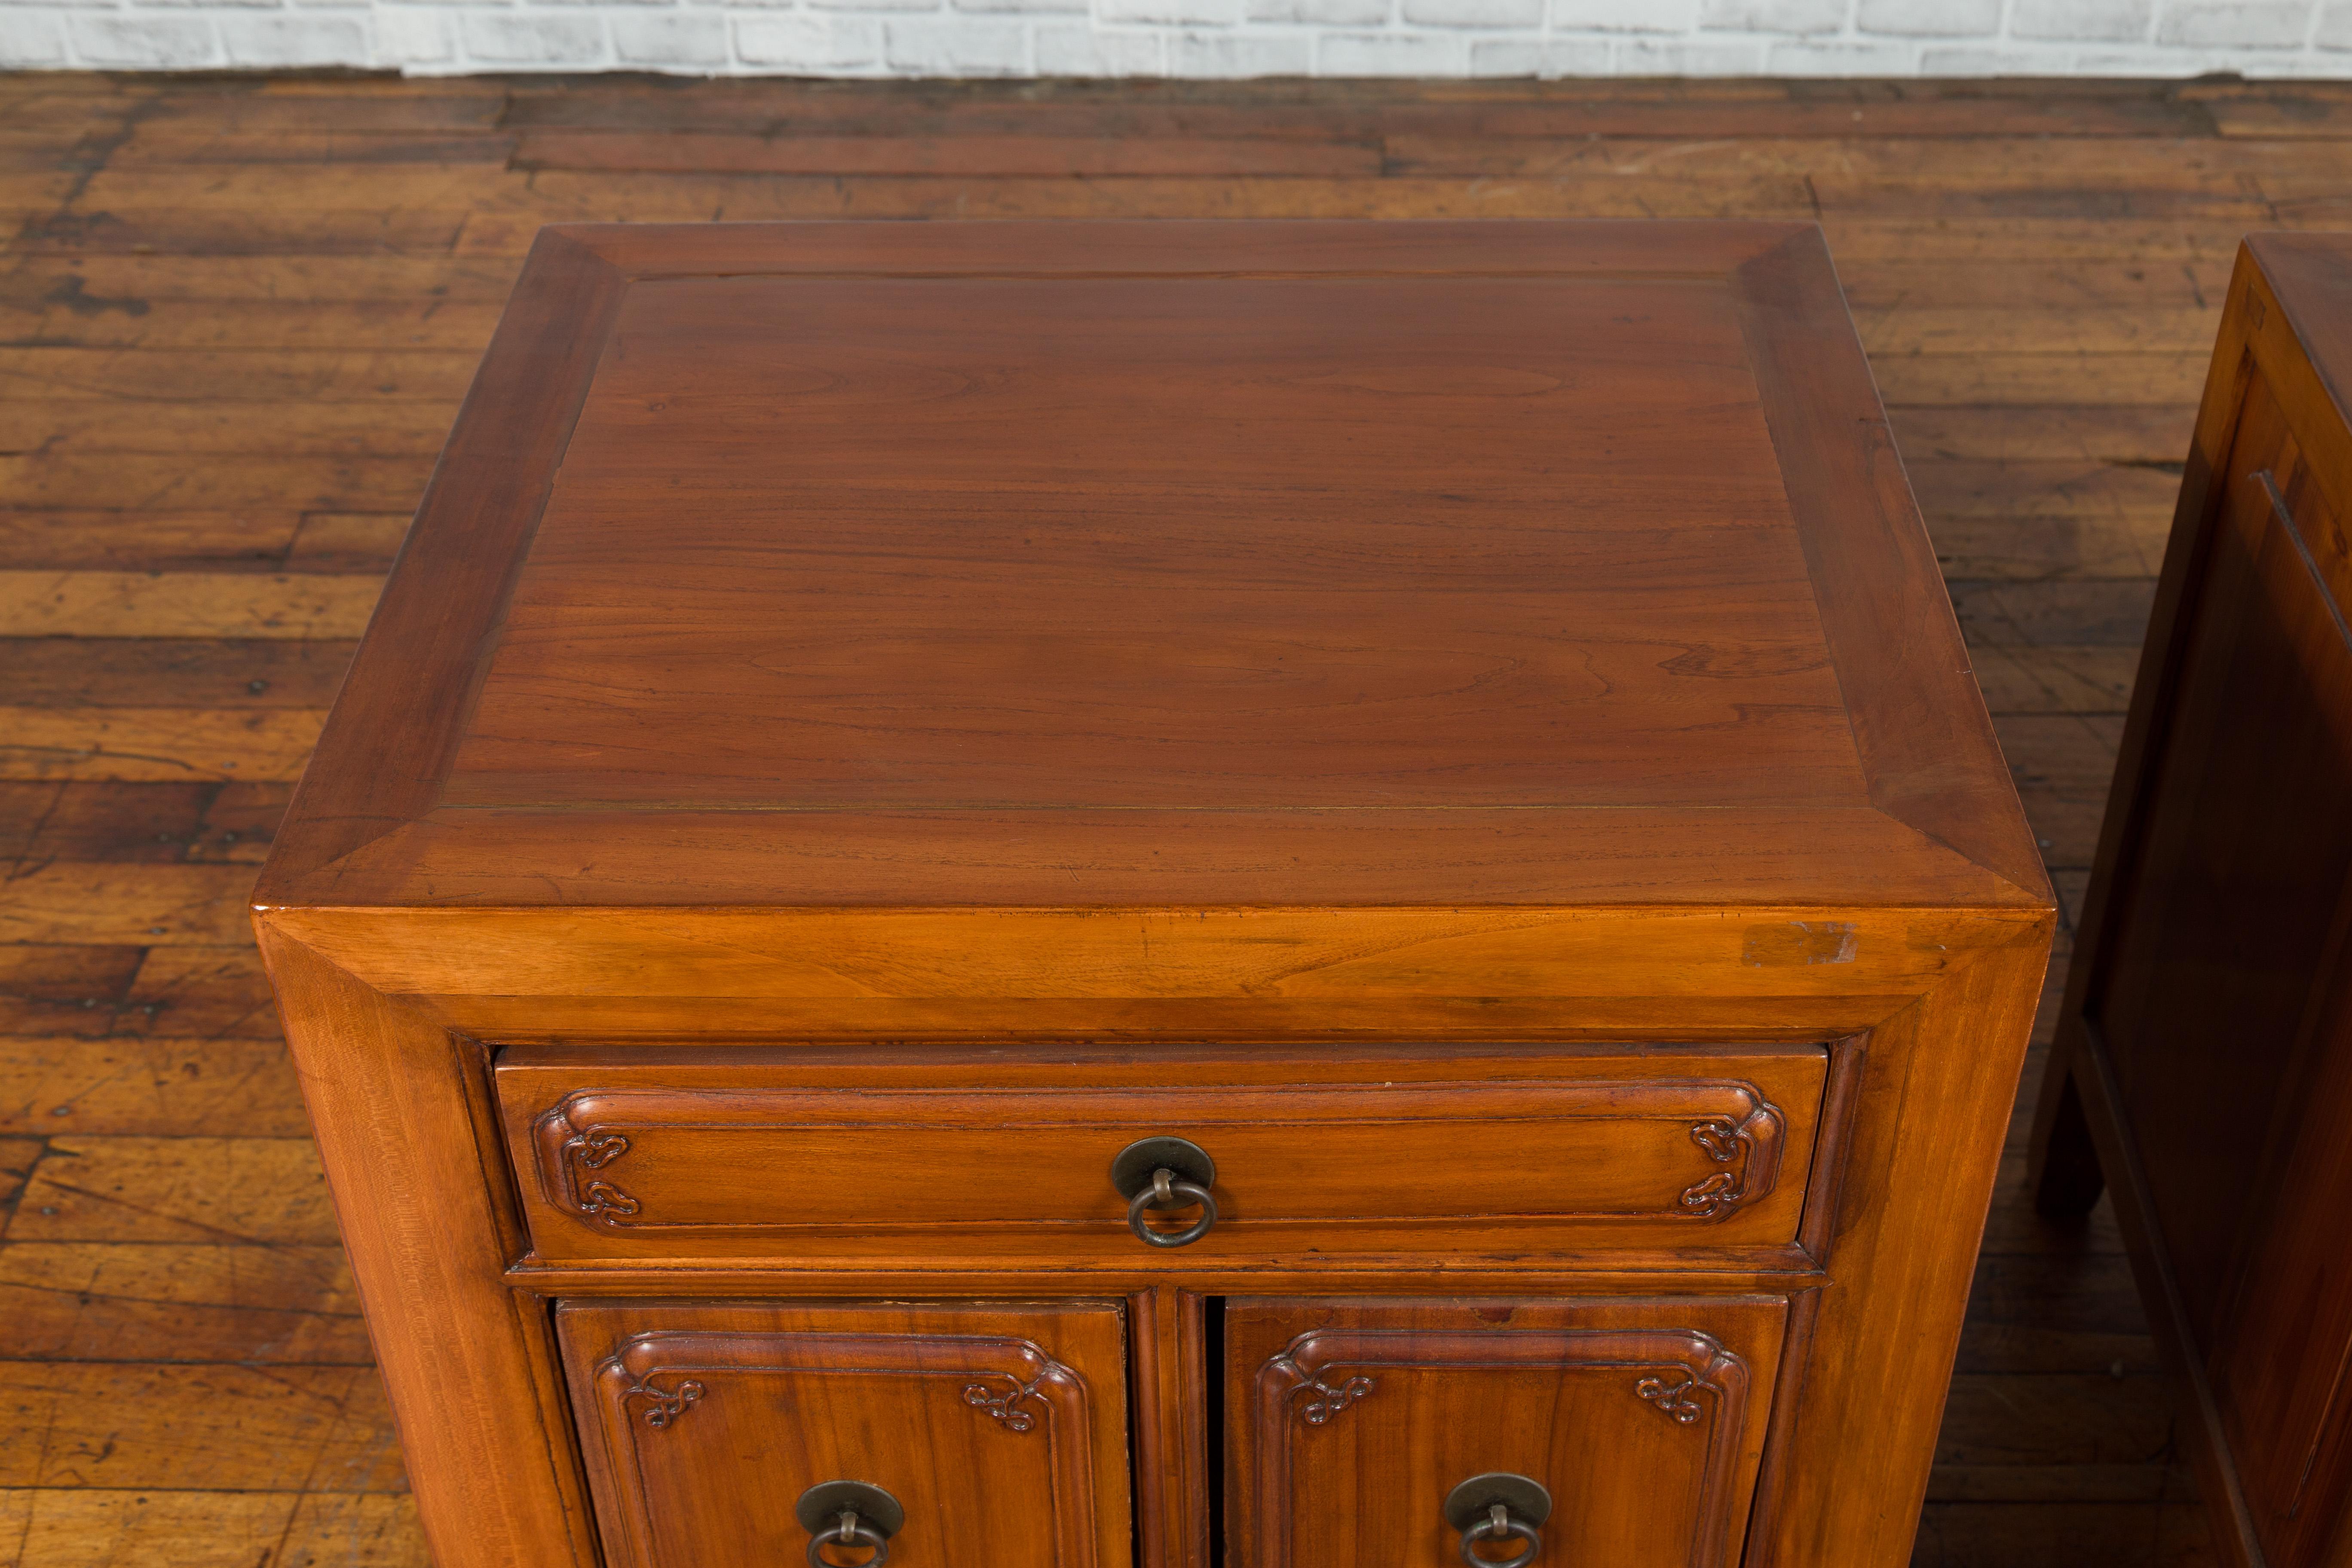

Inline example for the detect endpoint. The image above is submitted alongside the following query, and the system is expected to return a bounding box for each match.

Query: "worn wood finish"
[5,70,2313,1568]
[2031,233,2352,1568]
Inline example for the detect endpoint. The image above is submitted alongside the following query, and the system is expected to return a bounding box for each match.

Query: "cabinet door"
[1225,1297,1786,1568]
[557,1301,1132,1568]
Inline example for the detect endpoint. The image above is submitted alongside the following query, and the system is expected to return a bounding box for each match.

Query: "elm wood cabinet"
[2031,233,2352,1568]
[251,219,2052,1568]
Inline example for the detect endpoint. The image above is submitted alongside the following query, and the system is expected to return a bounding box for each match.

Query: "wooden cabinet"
[253,220,2050,1568]
[2032,234,2352,1568]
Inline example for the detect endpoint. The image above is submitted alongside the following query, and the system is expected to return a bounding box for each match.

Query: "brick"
[2068,43,2190,66]
[1616,35,1763,69]
[0,9,66,61]
[882,15,1027,69]
[1167,28,1309,70]
[1768,38,1921,70]
[1919,43,2051,68]
[1696,0,1844,31]
[2155,0,2315,46]
[1857,0,2000,33]
[609,8,726,60]
[216,11,371,64]
[1033,21,1164,69]
[957,0,1084,17]
[1099,0,1238,25]
[1253,0,1386,25]
[2009,0,2155,37]
[1468,34,1610,70]
[68,12,220,65]
[1406,0,1541,28]
[459,9,607,61]
[1551,0,1693,26]
[808,0,937,16]
[1314,28,1465,69]
[129,0,283,13]
[371,5,452,59]
[732,11,879,62]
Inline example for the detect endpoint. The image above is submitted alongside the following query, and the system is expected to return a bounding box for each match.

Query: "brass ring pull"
[805,1510,889,1568]
[1126,1167,1219,1247]
[1445,1473,1551,1568]
[796,1482,902,1568]
[1459,1503,1540,1568]
[1110,1137,1219,1248]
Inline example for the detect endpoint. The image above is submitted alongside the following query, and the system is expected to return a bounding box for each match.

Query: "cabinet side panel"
[2088,370,2352,1348]
[255,923,598,1568]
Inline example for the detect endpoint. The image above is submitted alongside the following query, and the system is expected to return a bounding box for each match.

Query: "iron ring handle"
[1458,1503,1541,1568]
[1126,1165,1217,1248]
[805,1509,890,1568]
[796,1484,901,1567]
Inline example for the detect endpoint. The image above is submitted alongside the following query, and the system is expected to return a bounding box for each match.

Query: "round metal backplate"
[1442,1473,1554,1531]
[794,1482,905,1539]
[1109,1136,1217,1200]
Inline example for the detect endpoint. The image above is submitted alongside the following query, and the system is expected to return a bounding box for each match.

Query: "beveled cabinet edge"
[263,226,629,887]
[1729,229,2050,908]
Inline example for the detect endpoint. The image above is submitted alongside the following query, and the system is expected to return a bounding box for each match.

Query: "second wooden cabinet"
[554,1293,1786,1568]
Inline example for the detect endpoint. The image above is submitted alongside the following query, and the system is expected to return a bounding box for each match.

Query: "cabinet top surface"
[258,219,2043,915]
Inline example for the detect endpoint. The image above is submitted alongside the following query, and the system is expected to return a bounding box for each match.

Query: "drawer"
[497,1047,1828,1263]
[557,1299,1132,1568]
[1224,1296,1787,1568]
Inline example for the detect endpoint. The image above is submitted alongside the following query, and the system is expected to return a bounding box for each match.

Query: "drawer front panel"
[1224,1296,1786,1568]
[500,1050,1828,1262]
[557,1300,1132,1568]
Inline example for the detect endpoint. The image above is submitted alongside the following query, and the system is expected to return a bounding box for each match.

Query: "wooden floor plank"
[0,572,383,640]
[0,1363,402,1491]
[1886,406,2198,465]
[0,1036,304,1137]
[8,1136,334,1246]
[0,863,260,946]
[0,1242,363,1363]
[4,640,359,710]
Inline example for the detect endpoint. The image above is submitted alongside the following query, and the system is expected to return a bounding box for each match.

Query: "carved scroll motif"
[963,1372,1054,1434]
[1635,1372,1706,1424]
[1266,1352,1376,1426]
[620,1375,704,1429]
[1676,1102,1782,1219]
[562,1130,641,1219]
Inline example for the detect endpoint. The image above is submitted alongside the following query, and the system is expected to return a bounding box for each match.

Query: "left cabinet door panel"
[555,1300,1134,1568]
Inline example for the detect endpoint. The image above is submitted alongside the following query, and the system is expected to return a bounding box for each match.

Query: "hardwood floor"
[0,67,2332,1567]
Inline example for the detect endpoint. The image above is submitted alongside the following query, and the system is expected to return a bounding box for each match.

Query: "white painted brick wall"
[6,0,2352,77]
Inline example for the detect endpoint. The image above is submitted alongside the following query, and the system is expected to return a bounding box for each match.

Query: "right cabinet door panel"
[1225,1297,1788,1568]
